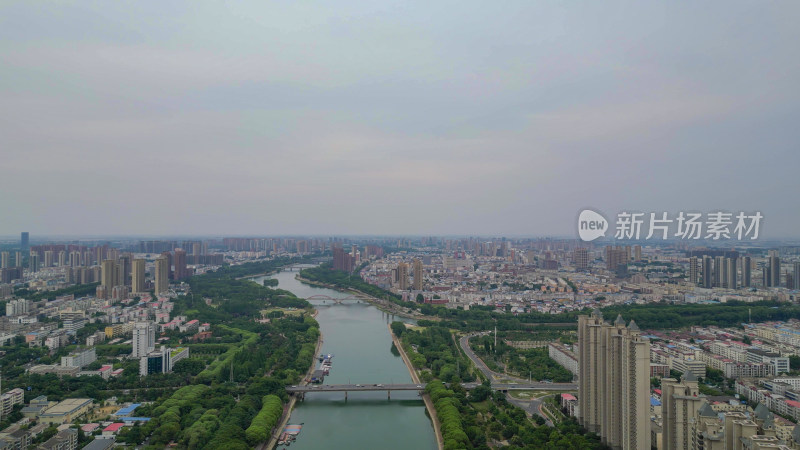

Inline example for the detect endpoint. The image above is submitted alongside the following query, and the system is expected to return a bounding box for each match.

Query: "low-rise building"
[548,342,578,376]
[38,428,78,450]
[0,388,24,415]
[39,399,92,425]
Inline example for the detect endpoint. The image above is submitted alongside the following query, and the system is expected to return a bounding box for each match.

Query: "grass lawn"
[470,399,493,413]
[508,390,575,400]
[260,307,305,317]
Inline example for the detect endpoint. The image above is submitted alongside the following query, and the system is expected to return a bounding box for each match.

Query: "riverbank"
[388,324,444,450]
[263,309,323,450]
[295,275,436,321]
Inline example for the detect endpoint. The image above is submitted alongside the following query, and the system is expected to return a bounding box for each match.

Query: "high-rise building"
[15,251,22,268]
[412,259,423,291]
[44,250,54,267]
[29,251,39,273]
[742,256,752,288]
[155,255,169,294]
[118,253,132,286]
[100,259,119,298]
[689,256,698,285]
[332,247,355,272]
[0,252,8,269]
[794,262,800,290]
[633,245,642,262]
[132,321,155,358]
[714,256,724,287]
[578,311,650,449]
[397,262,409,290]
[173,248,187,280]
[661,372,705,450]
[69,251,81,267]
[132,259,146,293]
[768,255,781,288]
[20,232,29,249]
[574,248,589,271]
[57,250,66,267]
[725,257,737,289]
[605,246,629,275]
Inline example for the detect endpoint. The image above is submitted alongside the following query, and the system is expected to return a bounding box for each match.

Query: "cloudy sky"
[1,1,798,237]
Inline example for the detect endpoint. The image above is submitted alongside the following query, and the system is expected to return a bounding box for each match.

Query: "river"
[250,268,437,450]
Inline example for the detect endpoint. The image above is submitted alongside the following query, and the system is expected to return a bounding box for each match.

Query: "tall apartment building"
[173,248,187,280]
[633,244,642,262]
[742,256,752,288]
[131,259,146,293]
[578,310,650,450]
[100,259,119,299]
[155,255,169,294]
[397,262,409,290]
[118,253,131,286]
[574,248,589,271]
[1,251,8,269]
[69,251,81,267]
[689,256,698,285]
[702,256,714,289]
[714,256,724,287]
[794,262,800,290]
[767,255,781,287]
[725,257,737,289]
[661,372,705,450]
[605,246,629,274]
[332,247,355,272]
[29,251,39,273]
[44,250,54,267]
[412,259,423,290]
[132,321,155,358]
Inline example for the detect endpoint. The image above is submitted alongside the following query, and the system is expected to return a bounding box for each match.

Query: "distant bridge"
[303,294,366,304]
[286,382,577,400]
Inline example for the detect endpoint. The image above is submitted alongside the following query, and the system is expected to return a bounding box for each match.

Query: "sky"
[1,1,798,238]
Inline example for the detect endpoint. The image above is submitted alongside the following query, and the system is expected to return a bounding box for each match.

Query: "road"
[458,332,576,427]
[458,333,576,390]
[287,382,569,394]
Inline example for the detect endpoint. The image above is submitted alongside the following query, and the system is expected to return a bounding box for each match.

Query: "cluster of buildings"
[0,394,149,449]
[574,311,800,449]
[353,239,800,316]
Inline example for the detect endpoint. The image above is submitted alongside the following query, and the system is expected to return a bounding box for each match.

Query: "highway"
[458,332,576,390]
[458,332,576,427]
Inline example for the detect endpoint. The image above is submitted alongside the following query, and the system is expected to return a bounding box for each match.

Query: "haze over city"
[2,1,799,237]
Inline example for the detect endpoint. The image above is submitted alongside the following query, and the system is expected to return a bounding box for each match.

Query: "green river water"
[250,268,437,450]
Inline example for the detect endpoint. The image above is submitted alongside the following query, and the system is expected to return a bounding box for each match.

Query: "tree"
[390,321,406,338]
[416,293,425,303]
[468,383,492,402]
[790,355,800,371]
[172,358,205,376]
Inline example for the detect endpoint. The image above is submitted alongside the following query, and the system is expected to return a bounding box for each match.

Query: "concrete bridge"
[302,294,367,304]
[286,382,577,400]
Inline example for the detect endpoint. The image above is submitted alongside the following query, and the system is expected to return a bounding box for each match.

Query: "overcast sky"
[1,1,798,238]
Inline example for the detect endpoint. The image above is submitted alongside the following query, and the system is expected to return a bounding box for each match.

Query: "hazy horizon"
[2,1,798,237]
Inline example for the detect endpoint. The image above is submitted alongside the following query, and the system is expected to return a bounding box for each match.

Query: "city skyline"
[2,1,799,237]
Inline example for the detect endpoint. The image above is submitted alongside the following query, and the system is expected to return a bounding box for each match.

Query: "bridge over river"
[286,382,577,400]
